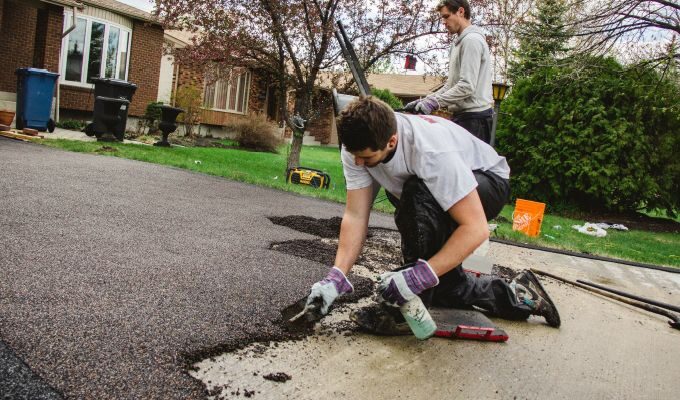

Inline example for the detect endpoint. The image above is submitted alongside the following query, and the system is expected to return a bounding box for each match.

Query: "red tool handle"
[434,325,509,342]
[455,325,494,339]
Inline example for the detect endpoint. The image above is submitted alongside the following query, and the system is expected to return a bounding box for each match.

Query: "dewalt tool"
[286,167,331,189]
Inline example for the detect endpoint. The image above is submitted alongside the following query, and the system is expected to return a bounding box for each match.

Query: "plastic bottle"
[400,296,437,340]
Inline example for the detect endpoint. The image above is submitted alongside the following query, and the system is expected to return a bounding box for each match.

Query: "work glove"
[307,266,354,315]
[403,99,419,112]
[378,259,439,306]
[414,96,440,115]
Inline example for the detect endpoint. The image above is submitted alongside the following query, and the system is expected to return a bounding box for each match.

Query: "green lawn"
[40,138,679,268]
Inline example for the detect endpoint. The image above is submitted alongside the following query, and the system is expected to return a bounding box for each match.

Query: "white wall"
[157,53,174,104]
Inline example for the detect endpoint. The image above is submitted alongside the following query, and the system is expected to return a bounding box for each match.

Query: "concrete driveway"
[1,137,679,399]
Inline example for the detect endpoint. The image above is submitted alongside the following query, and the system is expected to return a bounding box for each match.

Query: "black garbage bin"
[88,78,137,140]
[91,96,130,141]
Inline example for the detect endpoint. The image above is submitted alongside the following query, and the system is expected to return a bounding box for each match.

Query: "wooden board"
[0,130,44,141]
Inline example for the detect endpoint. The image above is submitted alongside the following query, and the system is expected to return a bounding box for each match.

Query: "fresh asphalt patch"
[0,139,396,399]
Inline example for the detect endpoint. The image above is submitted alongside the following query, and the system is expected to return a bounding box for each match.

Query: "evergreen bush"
[144,101,164,134]
[497,56,679,215]
[56,119,86,131]
[371,88,404,110]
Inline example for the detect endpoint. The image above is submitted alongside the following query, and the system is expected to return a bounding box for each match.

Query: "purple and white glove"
[378,259,439,306]
[414,96,440,115]
[307,267,354,315]
[403,99,419,112]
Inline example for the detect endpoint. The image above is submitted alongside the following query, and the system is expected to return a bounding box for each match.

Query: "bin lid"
[91,77,137,88]
[15,68,59,77]
[95,95,131,104]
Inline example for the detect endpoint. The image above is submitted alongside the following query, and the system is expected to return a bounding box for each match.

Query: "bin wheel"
[84,123,95,137]
[16,117,25,130]
[47,119,56,133]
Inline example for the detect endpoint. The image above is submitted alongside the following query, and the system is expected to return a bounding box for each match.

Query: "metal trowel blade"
[281,296,323,331]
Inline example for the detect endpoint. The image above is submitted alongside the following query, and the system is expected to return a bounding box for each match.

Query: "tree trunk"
[287,128,303,170]
[285,90,310,171]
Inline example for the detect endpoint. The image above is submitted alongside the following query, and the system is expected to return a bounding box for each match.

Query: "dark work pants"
[452,111,494,144]
[389,172,532,320]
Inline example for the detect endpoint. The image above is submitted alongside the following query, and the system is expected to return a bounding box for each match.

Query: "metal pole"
[490,101,500,147]
[335,21,371,96]
[531,268,680,330]
[576,279,680,313]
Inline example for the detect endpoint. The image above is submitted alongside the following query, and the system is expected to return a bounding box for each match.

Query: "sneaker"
[350,304,412,336]
[512,270,561,328]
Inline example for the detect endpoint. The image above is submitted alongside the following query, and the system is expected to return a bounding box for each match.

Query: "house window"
[61,12,132,85]
[203,70,251,114]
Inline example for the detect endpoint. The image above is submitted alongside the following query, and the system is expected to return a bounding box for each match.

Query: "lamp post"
[490,82,510,147]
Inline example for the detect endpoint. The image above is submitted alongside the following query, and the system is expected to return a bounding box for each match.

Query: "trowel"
[281,296,324,331]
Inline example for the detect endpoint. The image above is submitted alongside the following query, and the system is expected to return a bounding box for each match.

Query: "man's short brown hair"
[337,96,397,152]
[437,0,471,19]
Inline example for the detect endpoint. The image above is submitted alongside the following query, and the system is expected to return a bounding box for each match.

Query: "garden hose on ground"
[490,237,679,274]
[531,268,680,330]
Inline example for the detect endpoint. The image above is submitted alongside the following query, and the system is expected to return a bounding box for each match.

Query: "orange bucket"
[512,199,546,237]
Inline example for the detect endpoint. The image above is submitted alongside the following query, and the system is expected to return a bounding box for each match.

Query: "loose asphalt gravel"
[0,138,394,399]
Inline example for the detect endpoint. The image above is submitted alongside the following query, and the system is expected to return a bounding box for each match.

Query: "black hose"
[531,268,680,330]
[576,279,680,313]
[490,237,679,274]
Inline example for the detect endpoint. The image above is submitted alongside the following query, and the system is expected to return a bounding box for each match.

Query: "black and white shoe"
[512,270,561,328]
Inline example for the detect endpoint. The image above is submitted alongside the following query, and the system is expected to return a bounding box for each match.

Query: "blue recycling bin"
[15,68,59,132]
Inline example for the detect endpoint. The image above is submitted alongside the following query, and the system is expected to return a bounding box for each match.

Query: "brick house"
[158,32,444,144]
[159,30,277,138]
[0,0,163,124]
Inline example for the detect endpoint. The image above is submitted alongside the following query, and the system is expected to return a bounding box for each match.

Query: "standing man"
[405,0,495,144]
[306,96,560,334]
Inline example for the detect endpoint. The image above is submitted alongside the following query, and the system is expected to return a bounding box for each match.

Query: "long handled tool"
[576,279,680,313]
[531,268,680,330]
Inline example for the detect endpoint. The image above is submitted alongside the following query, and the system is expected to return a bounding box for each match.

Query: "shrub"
[56,119,86,130]
[372,88,404,110]
[144,101,164,134]
[174,85,202,138]
[231,114,282,153]
[496,56,680,216]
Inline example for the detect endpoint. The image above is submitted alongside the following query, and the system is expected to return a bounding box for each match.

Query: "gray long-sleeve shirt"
[432,25,493,114]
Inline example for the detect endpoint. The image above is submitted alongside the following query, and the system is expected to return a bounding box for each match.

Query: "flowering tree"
[154,0,446,170]
[477,0,535,81]
[570,0,679,61]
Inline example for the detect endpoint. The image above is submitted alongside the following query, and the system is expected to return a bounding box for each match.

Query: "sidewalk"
[44,127,147,145]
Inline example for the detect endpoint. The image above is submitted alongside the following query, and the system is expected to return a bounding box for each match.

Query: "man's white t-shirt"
[341,113,510,212]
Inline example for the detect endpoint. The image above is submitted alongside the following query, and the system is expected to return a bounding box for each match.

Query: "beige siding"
[79,5,133,29]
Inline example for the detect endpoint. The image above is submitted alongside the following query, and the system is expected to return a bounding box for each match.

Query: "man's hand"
[378,259,439,306]
[307,267,354,315]
[414,97,440,115]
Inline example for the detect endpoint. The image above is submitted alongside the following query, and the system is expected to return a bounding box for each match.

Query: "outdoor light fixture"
[490,82,510,147]
[492,82,509,102]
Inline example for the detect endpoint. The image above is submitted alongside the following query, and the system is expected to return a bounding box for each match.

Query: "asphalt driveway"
[0,138,392,399]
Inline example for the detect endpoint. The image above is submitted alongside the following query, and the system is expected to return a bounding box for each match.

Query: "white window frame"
[60,11,132,88]
[203,70,251,115]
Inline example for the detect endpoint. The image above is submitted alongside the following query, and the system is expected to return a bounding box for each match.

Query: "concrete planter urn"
[0,110,15,126]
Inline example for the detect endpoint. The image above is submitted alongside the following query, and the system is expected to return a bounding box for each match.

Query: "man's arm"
[432,38,484,108]
[426,188,489,276]
[334,186,375,275]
